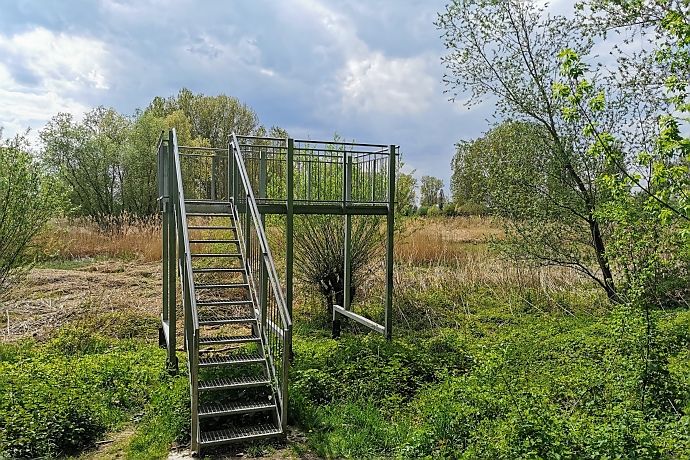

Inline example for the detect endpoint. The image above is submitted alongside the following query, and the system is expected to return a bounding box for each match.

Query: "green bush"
[0,327,187,458]
[455,201,489,216]
[427,205,441,217]
[0,134,64,293]
[417,205,429,216]
[290,308,690,458]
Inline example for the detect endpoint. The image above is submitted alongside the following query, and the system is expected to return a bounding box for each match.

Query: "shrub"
[455,201,489,216]
[417,205,429,216]
[427,205,441,217]
[0,134,63,294]
[294,215,383,317]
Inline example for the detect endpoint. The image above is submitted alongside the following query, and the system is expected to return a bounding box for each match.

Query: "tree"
[450,140,488,209]
[40,107,131,229]
[419,175,444,208]
[146,88,263,147]
[437,0,622,300]
[396,169,417,216]
[293,215,384,318]
[0,132,63,293]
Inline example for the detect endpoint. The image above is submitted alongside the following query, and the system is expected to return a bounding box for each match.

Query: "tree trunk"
[590,219,619,302]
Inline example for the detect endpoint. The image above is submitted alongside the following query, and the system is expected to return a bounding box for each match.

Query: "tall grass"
[33,218,161,263]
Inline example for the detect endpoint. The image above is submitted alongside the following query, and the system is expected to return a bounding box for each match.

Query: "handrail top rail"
[236,134,396,150]
[231,133,292,329]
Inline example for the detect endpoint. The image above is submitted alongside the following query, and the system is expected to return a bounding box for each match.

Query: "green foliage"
[437,1,619,300]
[39,89,281,230]
[419,175,444,208]
[396,169,418,216]
[417,205,429,217]
[426,205,441,217]
[146,87,262,147]
[0,328,187,459]
[291,306,690,459]
[126,376,190,459]
[294,215,384,315]
[0,133,64,293]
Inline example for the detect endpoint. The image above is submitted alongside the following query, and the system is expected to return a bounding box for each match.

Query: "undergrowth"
[0,327,188,459]
[289,304,690,459]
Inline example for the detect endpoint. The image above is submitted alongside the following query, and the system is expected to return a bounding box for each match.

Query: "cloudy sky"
[0,0,540,185]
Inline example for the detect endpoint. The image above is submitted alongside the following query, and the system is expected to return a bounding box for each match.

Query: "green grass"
[2,261,689,459]
[0,327,188,459]
[288,298,690,459]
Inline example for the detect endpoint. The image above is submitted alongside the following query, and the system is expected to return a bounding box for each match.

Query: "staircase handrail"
[231,134,292,330]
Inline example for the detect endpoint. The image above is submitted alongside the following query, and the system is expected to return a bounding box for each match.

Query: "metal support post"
[228,143,234,202]
[344,154,352,310]
[385,145,395,340]
[167,130,178,372]
[286,139,294,321]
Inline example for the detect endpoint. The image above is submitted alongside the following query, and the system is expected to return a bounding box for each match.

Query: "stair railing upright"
[230,134,292,432]
[169,129,201,451]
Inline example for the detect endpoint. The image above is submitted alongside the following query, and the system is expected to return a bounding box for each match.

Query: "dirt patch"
[1,260,162,342]
[167,428,313,459]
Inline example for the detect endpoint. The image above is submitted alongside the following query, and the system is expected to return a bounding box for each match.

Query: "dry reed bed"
[35,219,162,262]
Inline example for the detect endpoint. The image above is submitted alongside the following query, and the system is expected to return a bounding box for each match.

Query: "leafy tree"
[437,0,623,300]
[396,169,417,216]
[551,0,690,414]
[146,88,262,146]
[450,140,488,209]
[40,107,130,229]
[0,132,63,293]
[419,175,444,208]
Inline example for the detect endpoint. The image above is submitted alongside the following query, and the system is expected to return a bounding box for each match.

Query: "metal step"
[198,353,264,367]
[198,315,256,326]
[189,239,240,244]
[194,283,249,290]
[185,200,231,205]
[188,225,236,230]
[200,424,282,447]
[191,253,242,258]
[193,268,244,274]
[196,299,252,307]
[186,212,233,217]
[199,334,261,345]
[198,375,271,392]
[198,400,275,419]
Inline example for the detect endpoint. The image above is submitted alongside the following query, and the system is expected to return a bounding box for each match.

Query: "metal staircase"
[158,128,397,455]
[157,130,292,455]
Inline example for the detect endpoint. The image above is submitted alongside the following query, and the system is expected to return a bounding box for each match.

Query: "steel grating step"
[198,400,276,418]
[199,315,256,326]
[188,225,236,230]
[191,253,242,258]
[199,334,261,345]
[198,375,271,392]
[200,424,282,447]
[186,212,233,217]
[198,353,264,367]
[196,299,252,306]
[189,239,240,244]
[195,283,249,289]
[193,268,244,274]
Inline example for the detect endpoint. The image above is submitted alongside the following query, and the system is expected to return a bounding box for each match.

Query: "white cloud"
[341,52,435,114]
[291,0,437,115]
[0,27,109,138]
